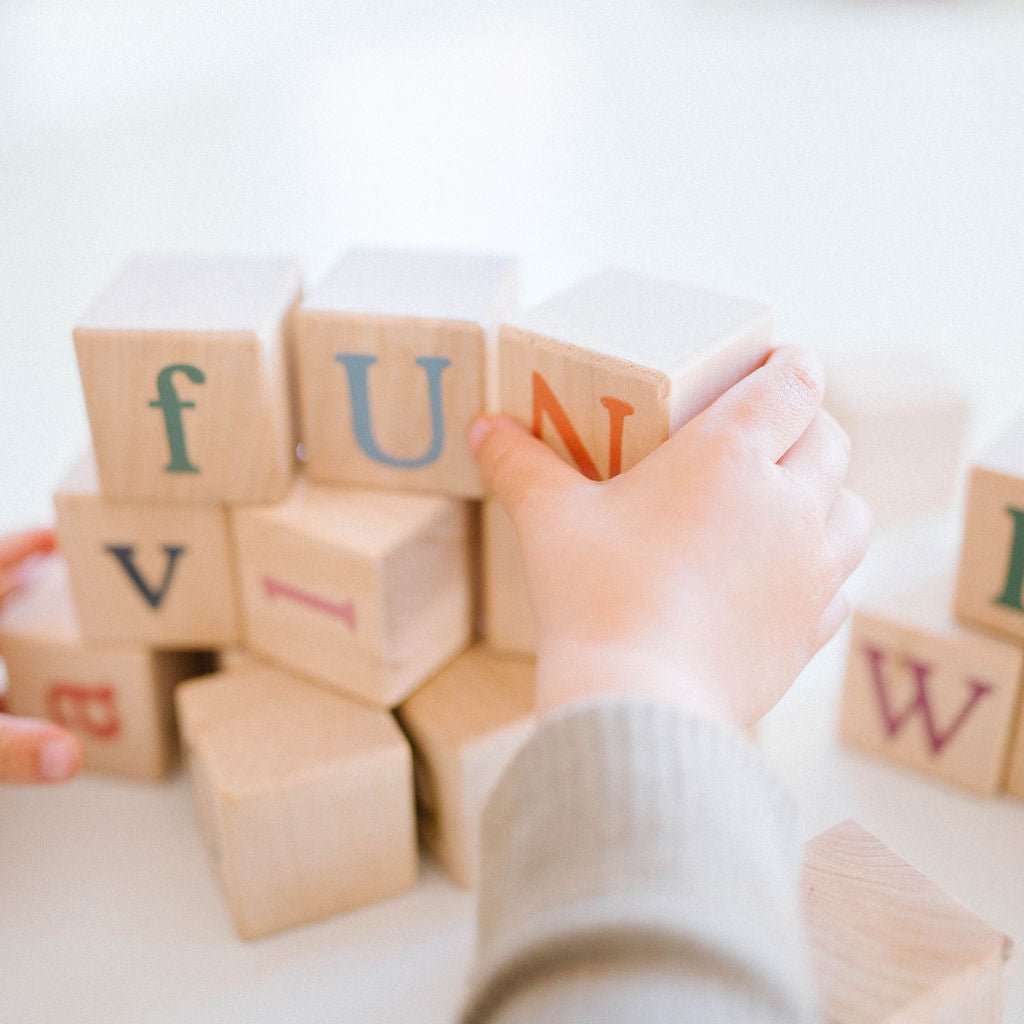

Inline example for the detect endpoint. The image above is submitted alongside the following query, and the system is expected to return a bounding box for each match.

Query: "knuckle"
[778,356,824,406]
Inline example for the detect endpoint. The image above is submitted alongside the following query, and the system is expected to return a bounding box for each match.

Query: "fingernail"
[467,416,496,454]
[40,737,76,781]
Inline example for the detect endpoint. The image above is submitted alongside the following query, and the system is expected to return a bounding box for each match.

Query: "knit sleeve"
[459,697,820,1024]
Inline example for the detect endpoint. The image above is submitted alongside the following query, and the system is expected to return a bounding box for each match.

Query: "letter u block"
[54,450,238,647]
[230,477,472,708]
[74,254,301,503]
[0,557,211,779]
[295,248,518,499]
[176,665,417,939]
[840,572,1023,794]
[500,269,772,481]
[396,645,535,887]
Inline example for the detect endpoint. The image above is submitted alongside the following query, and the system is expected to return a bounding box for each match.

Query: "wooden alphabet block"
[54,449,238,647]
[956,415,1024,644]
[804,820,1011,1023]
[176,664,417,939]
[482,499,535,656]
[0,557,211,779]
[231,477,472,707]
[1006,706,1024,799]
[839,572,1023,794]
[396,644,535,887]
[500,269,771,480]
[296,248,518,498]
[74,254,301,503]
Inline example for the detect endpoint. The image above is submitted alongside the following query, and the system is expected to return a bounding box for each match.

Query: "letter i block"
[296,248,518,499]
[176,665,417,939]
[500,270,771,480]
[804,821,1011,1023]
[74,254,301,503]
[231,477,472,708]
[482,499,535,656]
[0,557,211,779]
[956,415,1024,643]
[54,450,238,647]
[397,645,535,887]
[839,573,1024,794]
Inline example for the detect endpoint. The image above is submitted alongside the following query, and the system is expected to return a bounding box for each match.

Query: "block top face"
[302,248,518,325]
[975,413,1024,479]
[507,269,771,377]
[237,476,461,558]
[0,557,78,642]
[177,667,407,797]
[76,254,302,346]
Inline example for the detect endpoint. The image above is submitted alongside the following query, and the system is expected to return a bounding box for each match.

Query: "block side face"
[839,612,1023,794]
[955,466,1024,643]
[500,325,668,480]
[1006,703,1024,798]
[73,328,293,503]
[482,499,535,655]
[297,310,485,497]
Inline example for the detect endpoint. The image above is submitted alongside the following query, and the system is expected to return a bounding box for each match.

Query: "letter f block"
[73,254,301,503]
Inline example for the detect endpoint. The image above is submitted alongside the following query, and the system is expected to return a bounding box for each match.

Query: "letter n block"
[500,270,771,480]
[396,645,535,887]
[74,254,301,503]
[0,557,211,779]
[296,248,518,498]
[231,477,472,707]
[54,450,238,647]
[176,665,416,939]
[804,820,1011,1023]
[482,499,535,656]
[839,574,1023,794]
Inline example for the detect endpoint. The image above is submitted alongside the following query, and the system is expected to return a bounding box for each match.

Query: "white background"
[2,1,1024,1021]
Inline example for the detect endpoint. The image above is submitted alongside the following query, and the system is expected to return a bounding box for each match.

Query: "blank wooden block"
[297,248,517,498]
[482,499,535,656]
[54,449,238,647]
[1006,706,1024,799]
[231,476,472,708]
[176,664,416,939]
[804,820,1011,1023]
[74,254,301,503]
[956,415,1024,645]
[396,644,535,887]
[825,350,969,525]
[840,572,1023,794]
[500,269,771,481]
[0,557,210,779]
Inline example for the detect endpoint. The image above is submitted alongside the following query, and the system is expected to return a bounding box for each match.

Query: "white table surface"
[2,2,1024,1021]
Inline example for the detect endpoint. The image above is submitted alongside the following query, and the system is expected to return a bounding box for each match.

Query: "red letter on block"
[47,683,121,739]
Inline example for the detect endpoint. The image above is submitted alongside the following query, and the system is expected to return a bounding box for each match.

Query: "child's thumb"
[468,415,579,518]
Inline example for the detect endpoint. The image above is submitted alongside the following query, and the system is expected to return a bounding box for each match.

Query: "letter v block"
[74,254,301,503]
[840,572,1023,794]
[500,269,772,481]
[296,248,518,498]
[0,557,212,779]
[54,450,238,647]
[231,477,472,707]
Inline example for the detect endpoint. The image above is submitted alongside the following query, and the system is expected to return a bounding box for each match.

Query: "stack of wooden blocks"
[840,416,1024,800]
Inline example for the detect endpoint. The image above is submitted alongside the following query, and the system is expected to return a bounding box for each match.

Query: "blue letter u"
[334,353,451,468]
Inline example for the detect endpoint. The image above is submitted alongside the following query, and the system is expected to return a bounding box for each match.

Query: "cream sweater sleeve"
[460,698,820,1024]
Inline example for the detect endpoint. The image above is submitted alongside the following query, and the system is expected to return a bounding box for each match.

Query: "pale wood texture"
[297,248,517,498]
[804,820,1011,1023]
[396,644,535,887]
[0,557,211,779]
[500,269,771,481]
[230,476,472,708]
[176,664,417,940]
[482,499,535,656]
[824,349,969,526]
[1006,703,1024,799]
[840,572,1024,794]
[956,416,1024,644]
[74,254,300,503]
[54,449,238,647]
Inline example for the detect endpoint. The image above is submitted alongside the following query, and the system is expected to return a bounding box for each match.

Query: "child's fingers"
[813,590,851,652]
[778,410,851,508]
[825,487,873,582]
[469,414,581,522]
[0,714,83,784]
[0,528,56,572]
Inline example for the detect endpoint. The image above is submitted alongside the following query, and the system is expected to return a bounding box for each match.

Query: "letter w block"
[840,583,1024,794]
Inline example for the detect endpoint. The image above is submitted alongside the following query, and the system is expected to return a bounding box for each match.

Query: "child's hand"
[471,346,870,728]
[0,529,83,783]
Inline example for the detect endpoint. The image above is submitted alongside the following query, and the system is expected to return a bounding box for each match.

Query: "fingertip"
[39,731,83,783]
